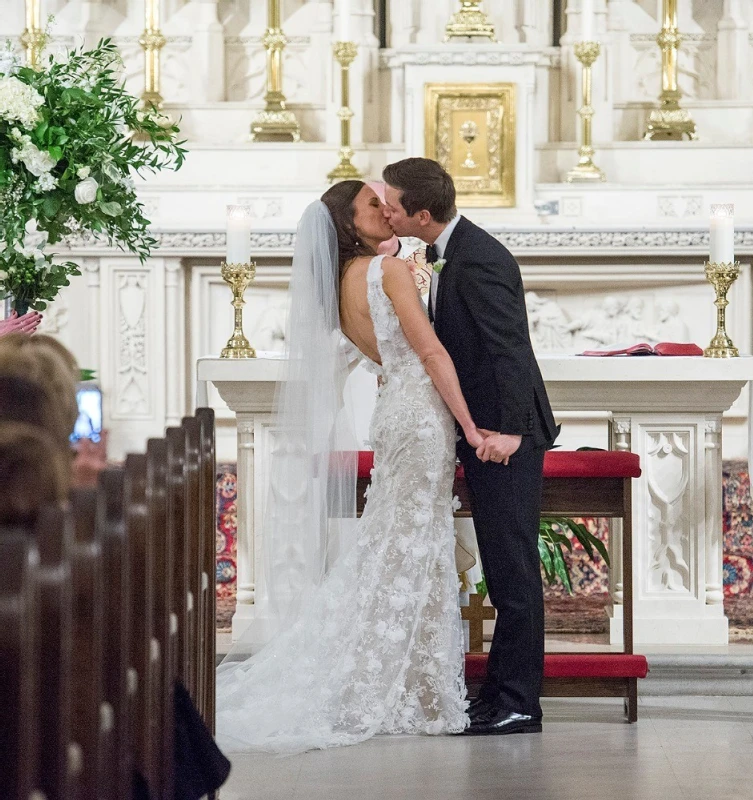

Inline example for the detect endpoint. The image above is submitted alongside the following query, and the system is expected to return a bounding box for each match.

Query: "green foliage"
[0,38,186,311]
[474,518,610,599]
[538,517,610,595]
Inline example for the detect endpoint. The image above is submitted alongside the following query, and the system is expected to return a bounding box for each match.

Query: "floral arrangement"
[0,37,186,313]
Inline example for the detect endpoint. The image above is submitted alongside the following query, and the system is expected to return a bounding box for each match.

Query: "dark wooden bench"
[0,408,219,798]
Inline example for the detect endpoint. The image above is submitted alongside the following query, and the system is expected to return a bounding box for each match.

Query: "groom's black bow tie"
[425,244,438,265]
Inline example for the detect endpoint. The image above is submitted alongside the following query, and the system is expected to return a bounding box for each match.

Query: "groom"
[383,158,559,735]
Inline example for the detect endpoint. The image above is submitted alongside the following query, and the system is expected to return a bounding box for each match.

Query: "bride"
[215,181,486,755]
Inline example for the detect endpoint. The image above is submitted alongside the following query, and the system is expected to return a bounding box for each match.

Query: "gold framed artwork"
[424,83,516,208]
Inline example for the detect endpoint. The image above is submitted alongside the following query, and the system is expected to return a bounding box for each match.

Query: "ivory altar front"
[198,354,753,647]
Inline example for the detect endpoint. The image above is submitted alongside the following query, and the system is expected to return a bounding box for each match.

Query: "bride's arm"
[381,257,483,448]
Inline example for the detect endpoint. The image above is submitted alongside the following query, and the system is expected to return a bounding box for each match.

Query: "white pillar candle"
[226,205,253,264]
[339,0,351,41]
[581,0,594,41]
[709,204,735,264]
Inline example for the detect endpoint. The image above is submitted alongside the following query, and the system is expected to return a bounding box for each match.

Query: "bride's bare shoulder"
[381,256,412,276]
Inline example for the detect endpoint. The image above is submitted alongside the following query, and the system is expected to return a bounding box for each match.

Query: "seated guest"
[0,334,109,489]
[0,422,69,525]
[0,333,79,449]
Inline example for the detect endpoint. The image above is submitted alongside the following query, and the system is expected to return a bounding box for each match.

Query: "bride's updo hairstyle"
[321,180,377,276]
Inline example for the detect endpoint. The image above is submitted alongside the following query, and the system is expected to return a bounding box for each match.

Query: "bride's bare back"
[339,255,383,364]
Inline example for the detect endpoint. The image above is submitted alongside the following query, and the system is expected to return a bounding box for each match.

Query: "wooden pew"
[197,407,217,734]
[146,438,175,800]
[182,416,203,706]
[0,531,40,800]
[34,505,74,800]
[124,453,157,791]
[97,468,134,800]
[0,409,221,798]
[69,488,108,797]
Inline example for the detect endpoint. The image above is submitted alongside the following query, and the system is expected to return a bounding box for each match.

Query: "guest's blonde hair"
[0,422,70,525]
[0,333,79,446]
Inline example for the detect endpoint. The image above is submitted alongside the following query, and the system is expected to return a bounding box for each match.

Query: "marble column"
[189,0,226,102]
[716,0,750,101]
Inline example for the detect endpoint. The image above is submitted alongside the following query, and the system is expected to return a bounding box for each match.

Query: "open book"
[579,342,704,357]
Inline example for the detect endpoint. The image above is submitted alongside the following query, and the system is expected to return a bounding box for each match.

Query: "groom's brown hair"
[383,158,457,223]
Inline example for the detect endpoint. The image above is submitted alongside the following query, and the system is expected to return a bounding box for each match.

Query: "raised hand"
[0,310,43,336]
[475,430,522,465]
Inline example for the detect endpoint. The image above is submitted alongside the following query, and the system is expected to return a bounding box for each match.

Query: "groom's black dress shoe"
[462,708,543,736]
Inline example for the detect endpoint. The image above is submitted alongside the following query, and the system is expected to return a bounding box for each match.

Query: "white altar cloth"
[198,355,753,646]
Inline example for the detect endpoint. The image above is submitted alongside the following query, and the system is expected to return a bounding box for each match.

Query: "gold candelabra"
[327,42,362,183]
[566,41,605,183]
[139,0,167,110]
[444,1,496,41]
[703,261,740,358]
[251,0,301,142]
[643,0,696,141]
[21,0,44,68]
[220,262,257,359]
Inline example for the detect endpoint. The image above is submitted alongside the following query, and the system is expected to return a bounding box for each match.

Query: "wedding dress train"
[215,255,468,754]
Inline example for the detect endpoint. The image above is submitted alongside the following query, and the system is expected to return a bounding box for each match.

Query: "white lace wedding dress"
[215,255,468,754]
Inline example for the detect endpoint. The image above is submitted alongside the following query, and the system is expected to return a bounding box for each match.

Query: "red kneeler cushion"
[357,450,642,480]
[465,653,649,681]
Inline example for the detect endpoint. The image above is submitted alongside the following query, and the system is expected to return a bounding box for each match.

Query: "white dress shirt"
[430,213,461,317]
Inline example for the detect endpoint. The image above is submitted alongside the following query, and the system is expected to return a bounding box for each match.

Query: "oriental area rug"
[214,462,753,642]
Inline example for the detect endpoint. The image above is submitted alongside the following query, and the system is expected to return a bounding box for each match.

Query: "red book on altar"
[579,342,704,357]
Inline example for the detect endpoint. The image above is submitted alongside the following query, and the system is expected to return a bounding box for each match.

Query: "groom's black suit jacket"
[432,216,558,451]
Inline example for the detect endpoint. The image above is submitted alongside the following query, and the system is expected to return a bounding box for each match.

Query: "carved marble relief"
[525,291,690,353]
[116,273,149,416]
[645,430,693,594]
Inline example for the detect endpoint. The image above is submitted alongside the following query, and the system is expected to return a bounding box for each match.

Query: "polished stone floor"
[220,696,753,800]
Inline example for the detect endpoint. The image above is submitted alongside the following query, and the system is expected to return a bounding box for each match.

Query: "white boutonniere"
[433,258,447,274]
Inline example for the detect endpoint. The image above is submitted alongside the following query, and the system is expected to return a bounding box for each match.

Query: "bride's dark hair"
[321,180,377,276]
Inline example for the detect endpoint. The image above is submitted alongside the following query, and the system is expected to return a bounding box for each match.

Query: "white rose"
[154,113,173,129]
[0,270,7,281]
[21,145,56,177]
[23,219,48,252]
[76,166,91,180]
[74,176,99,205]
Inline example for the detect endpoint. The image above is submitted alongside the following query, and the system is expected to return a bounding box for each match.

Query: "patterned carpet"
[214,462,753,640]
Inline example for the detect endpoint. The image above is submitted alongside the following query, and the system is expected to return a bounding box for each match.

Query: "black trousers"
[457,439,546,718]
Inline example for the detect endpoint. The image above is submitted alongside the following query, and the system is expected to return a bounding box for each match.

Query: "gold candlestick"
[21,0,44,68]
[327,42,362,183]
[643,0,696,141]
[220,262,257,359]
[444,1,496,41]
[139,0,167,109]
[251,0,301,142]
[566,41,605,183]
[703,261,740,358]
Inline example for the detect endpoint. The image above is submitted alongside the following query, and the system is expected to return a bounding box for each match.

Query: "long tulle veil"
[224,200,359,658]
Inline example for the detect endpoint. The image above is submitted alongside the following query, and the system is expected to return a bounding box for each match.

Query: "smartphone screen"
[71,385,103,443]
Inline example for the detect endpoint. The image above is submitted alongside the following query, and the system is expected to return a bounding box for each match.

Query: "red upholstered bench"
[356,449,647,722]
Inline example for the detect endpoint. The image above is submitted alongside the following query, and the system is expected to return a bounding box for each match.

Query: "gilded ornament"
[220,262,257,359]
[444,2,496,42]
[643,0,696,141]
[251,0,301,142]
[565,42,605,183]
[703,261,740,358]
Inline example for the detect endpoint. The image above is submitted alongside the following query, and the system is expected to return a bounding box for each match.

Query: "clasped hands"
[464,428,522,465]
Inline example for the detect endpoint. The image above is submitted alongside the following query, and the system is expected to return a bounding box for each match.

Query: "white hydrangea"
[35,172,58,192]
[10,134,57,177]
[0,75,45,129]
[0,50,19,77]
